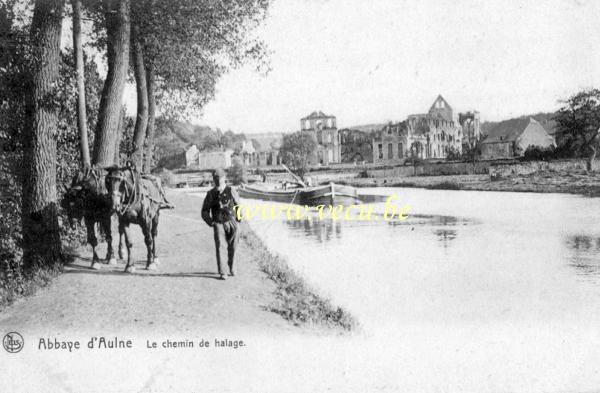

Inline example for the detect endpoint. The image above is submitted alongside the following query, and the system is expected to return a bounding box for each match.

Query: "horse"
[105,164,168,273]
[61,167,126,269]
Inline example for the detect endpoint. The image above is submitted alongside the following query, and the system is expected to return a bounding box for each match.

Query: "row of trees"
[1,0,271,276]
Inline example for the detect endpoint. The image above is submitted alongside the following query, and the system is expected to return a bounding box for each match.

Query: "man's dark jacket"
[201,186,241,225]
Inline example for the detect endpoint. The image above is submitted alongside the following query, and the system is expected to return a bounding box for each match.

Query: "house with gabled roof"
[481,117,556,159]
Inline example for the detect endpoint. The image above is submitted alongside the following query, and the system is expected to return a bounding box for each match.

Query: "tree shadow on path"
[63,262,223,280]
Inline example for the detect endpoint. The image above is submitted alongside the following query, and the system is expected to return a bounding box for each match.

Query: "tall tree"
[131,0,270,172]
[142,62,156,172]
[71,0,90,168]
[129,21,147,169]
[22,0,65,269]
[555,89,600,171]
[91,0,130,167]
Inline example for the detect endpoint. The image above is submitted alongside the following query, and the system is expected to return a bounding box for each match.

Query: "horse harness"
[107,167,165,215]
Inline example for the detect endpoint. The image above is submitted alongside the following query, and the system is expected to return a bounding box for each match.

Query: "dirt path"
[0,190,305,337]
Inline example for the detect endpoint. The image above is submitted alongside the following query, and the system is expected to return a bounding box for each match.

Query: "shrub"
[357,169,369,178]
[227,156,247,185]
[523,145,556,161]
[445,146,462,161]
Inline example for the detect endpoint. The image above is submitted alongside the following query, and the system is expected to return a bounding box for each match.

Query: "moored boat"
[238,182,360,206]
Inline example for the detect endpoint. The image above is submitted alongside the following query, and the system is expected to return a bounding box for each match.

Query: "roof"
[482,117,538,144]
[429,94,452,112]
[248,133,283,152]
[344,123,387,133]
[301,110,334,120]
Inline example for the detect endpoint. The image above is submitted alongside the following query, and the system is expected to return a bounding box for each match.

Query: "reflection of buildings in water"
[286,218,343,244]
[284,212,469,245]
[433,229,457,248]
[565,235,600,279]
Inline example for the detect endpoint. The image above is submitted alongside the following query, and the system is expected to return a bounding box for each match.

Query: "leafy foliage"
[522,145,557,161]
[130,0,271,120]
[153,119,247,169]
[445,146,461,161]
[280,131,317,179]
[555,89,600,158]
[227,155,247,185]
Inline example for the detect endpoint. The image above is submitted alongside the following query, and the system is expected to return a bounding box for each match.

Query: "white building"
[185,144,233,170]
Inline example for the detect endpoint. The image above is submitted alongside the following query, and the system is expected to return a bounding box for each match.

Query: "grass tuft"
[240,226,358,331]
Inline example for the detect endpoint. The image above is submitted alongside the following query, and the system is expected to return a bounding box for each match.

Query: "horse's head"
[105,166,134,213]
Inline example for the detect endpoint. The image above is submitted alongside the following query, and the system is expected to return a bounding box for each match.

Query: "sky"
[186,0,600,134]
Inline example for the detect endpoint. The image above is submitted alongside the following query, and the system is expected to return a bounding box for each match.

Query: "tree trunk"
[588,146,596,171]
[92,0,130,167]
[71,0,90,168]
[130,23,147,169]
[22,0,65,270]
[143,63,156,173]
[113,108,125,165]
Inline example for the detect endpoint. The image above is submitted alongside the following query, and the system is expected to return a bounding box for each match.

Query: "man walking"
[201,168,241,280]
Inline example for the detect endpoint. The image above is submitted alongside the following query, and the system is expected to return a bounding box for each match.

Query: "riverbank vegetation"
[239,225,357,331]
[338,167,600,197]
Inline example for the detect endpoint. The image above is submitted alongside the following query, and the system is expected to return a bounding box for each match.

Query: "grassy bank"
[239,223,358,331]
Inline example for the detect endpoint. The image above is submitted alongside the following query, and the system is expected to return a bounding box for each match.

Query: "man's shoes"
[218,273,226,280]
[228,268,235,277]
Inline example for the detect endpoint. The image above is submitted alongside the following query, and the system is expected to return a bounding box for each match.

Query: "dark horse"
[61,167,125,269]
[105,164,169,273]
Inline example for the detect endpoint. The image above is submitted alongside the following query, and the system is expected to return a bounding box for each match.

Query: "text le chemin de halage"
[235,194,411,222]
[36,336,244,352]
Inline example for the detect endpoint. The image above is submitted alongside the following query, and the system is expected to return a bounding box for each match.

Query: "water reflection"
[565,235,600,279]
[434,229,457,248]
[286,218,343,243]
[283,211,467,246]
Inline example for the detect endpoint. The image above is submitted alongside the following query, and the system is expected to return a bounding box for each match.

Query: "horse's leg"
[85,217,100,270]
[103,214,117,265]
[142,221,156,270]
[151,212,159,266]
[121,219,135,273]
[117,214,127,260]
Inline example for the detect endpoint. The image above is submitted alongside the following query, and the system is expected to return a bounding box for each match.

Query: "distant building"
[372,122,408,162]
[481,117,556,159]
[185,144,200,168]
[372,95,463,163]
[236,140,257,166]
[339,128,372,163]
[300,111,342,165]
[185,144,233,170]
[249,133,283,167]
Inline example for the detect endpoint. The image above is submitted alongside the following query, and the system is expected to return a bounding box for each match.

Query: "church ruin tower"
[300,111,341,165]
[428,95,454,122]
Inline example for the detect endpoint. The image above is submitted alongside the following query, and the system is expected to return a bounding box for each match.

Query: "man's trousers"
[213,220,239,275]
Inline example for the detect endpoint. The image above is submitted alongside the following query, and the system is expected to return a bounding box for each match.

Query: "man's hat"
[213,168,226,178]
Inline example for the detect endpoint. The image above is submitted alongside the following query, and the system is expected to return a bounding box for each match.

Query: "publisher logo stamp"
[3,332,24,353]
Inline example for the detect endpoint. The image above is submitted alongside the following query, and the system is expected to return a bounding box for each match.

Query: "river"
[242,187,600,392]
